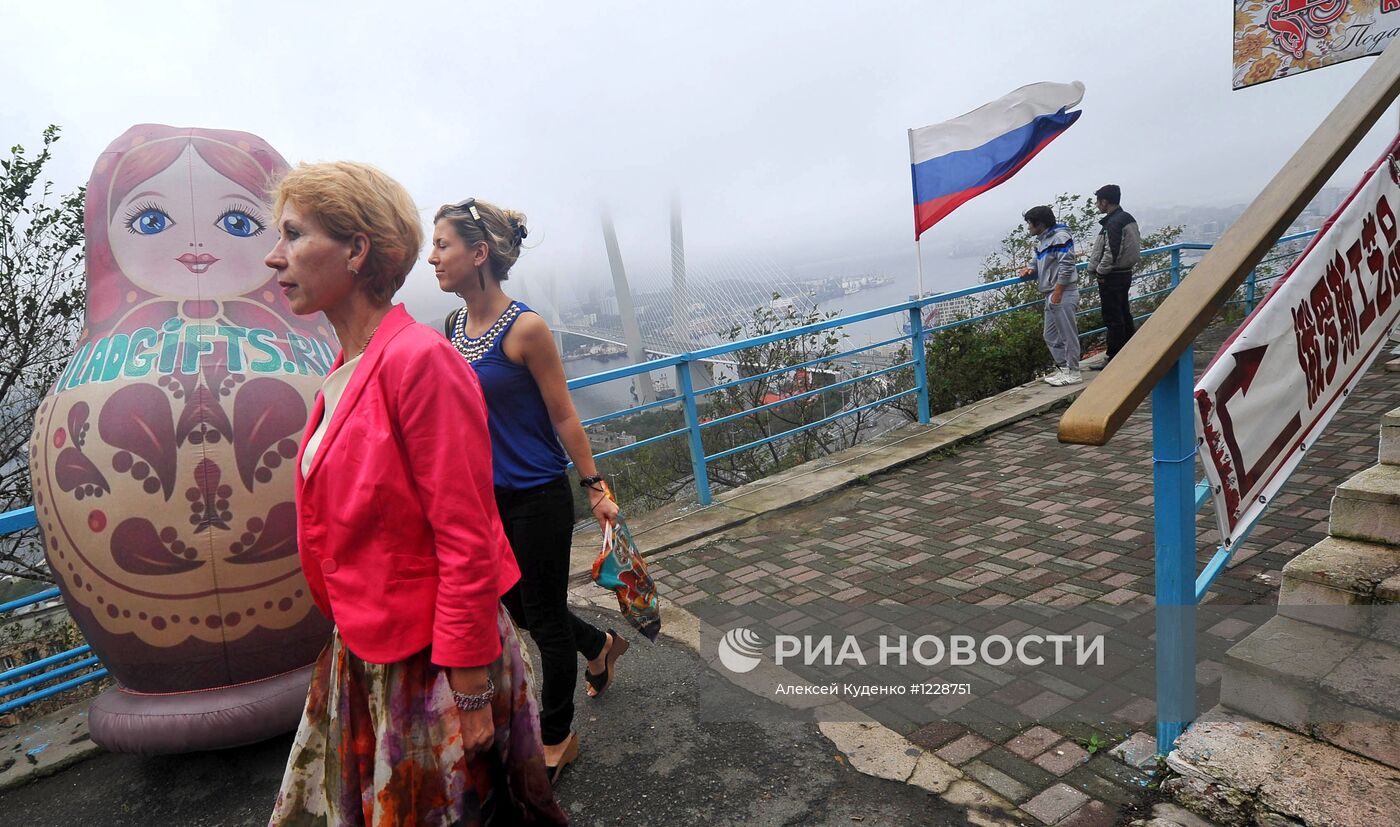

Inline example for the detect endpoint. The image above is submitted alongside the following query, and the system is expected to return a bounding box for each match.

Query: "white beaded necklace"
[451,302,521,362]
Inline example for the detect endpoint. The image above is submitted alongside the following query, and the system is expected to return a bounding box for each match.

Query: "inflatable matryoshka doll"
[28,125,334,753]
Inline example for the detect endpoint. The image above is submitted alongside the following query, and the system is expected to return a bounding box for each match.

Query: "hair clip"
[453,197,485,225]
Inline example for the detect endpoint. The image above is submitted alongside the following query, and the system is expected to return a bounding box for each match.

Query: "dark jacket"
[1090,207,1141,277]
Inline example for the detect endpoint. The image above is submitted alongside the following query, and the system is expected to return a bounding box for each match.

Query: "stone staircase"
[1164,406,1400,826]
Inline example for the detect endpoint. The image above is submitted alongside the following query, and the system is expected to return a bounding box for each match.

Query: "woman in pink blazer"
[264,161,567,826]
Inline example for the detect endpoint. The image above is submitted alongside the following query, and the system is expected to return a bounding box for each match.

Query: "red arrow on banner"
[1216,343,1301,498]
[1232,344,1268,395]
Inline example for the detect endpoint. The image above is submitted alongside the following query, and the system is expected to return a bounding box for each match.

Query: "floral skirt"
[269,605,569,826]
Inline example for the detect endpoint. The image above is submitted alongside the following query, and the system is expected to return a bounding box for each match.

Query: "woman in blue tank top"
[429,198,626,782]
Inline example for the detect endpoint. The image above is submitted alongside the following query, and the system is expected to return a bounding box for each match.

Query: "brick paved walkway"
[648,337,1400,825]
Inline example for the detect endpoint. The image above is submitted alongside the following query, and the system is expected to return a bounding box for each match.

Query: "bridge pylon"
[601,210,656,404]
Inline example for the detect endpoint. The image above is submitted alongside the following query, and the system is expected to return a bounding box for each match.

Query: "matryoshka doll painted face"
[28,125,333,697]
[107,143,274,298]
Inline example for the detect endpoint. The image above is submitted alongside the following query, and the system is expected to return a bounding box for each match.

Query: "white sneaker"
[1042,368,1068,386]
[1060,369,1082,385]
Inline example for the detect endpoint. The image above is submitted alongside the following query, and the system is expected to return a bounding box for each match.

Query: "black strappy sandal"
[584,630,629,698]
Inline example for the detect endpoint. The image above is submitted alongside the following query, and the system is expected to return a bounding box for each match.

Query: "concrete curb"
[0,706,103,793]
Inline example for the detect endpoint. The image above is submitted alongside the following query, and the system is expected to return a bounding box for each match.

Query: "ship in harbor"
[839,273,896,294]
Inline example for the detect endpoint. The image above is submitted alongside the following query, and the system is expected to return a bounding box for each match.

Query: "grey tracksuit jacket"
[1031,224,1077,293]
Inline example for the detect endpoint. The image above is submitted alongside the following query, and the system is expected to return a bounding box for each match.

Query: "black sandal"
[584,630,629,698]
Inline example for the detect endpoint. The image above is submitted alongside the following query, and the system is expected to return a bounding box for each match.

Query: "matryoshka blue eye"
[124,204,174,235]
[216,209,265,238]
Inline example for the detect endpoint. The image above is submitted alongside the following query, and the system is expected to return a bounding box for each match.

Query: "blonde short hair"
[273,161,422,301]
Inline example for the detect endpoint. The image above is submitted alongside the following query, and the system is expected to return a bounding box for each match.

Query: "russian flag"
[910,81,1085,239]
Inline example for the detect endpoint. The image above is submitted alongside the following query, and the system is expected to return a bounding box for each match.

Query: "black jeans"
[1097,273,1136,359]
[496,475,608,746]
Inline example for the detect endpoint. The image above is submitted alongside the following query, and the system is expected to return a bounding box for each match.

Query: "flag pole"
[915,238,925,299]
[908,128,925,299]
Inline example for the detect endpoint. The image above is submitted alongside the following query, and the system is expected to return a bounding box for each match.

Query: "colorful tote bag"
[591,495,661,641]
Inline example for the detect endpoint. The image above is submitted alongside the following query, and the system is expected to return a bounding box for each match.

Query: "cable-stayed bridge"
[515,205,916,406]
[523,207,844,402]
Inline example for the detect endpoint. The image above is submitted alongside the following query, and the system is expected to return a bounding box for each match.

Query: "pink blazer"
[295,304,520,667]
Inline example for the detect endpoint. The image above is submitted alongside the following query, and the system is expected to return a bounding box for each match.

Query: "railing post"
[1246,269,1258,313]
[0,506,37,534]
[675,358,712,506]
[909,306,930,424]
[1169,248,1182,287]
[1151,344,1197,755]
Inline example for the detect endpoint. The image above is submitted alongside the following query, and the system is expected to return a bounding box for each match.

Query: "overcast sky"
[4,0,1397,321]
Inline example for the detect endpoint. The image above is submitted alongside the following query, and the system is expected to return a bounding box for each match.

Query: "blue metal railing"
[0,508,109,715]
[0,506,38,535]
[1148,230,1315,754]
[567,230,1316,507]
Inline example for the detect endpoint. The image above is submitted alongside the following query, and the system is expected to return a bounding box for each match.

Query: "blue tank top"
[448,301,568,490]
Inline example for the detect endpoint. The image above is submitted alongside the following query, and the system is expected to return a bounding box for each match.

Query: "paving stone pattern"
[649,338,1400,824]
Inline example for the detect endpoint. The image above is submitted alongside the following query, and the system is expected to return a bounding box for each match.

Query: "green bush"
[923,309,1051,413]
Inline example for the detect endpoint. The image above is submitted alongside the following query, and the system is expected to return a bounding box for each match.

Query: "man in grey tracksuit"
[1019,205,1081,386]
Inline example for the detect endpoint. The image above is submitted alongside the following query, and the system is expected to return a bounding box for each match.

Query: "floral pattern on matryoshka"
[29,125,333,694]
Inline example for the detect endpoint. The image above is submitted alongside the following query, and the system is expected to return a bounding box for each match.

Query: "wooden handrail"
[1058,41,1400,446]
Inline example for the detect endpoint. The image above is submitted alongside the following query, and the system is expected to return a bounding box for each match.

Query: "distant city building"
[589,430,638,452]
[930,295,979,325]
[0,600,98,727]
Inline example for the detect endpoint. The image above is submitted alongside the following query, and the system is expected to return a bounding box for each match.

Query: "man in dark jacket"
[1089,184,1141,361]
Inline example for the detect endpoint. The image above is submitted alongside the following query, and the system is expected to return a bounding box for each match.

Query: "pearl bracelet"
[452,676,495,711]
